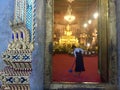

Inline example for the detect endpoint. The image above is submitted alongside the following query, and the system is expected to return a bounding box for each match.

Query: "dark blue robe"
[75,51,85,72]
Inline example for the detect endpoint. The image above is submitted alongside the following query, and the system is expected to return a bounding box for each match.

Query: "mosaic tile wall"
[0,0,14,70]
[30,0,45,90]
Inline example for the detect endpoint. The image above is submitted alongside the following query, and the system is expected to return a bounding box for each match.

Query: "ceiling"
[54,0,98,24]
[54,0,98,39]
[54,0,97,13]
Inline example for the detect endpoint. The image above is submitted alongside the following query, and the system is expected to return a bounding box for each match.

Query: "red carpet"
[52,54,101,82]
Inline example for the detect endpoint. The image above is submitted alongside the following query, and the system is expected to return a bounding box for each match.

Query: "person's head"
[72,45,76,49]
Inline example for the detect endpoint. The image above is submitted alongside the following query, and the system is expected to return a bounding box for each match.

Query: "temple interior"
[53,0,98,52]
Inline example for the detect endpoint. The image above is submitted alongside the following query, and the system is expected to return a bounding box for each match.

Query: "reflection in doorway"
[52,0,100,82]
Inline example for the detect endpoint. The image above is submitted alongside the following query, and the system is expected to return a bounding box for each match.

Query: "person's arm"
[78,48,84,54]
[73,48,76,57]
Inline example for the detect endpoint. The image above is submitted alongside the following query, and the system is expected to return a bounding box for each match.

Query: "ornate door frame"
[44,0,118,89]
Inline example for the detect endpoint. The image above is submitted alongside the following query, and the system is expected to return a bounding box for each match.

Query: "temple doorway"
[52,0,102,83]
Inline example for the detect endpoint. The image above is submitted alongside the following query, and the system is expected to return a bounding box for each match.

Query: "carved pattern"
[47,0,52,7]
